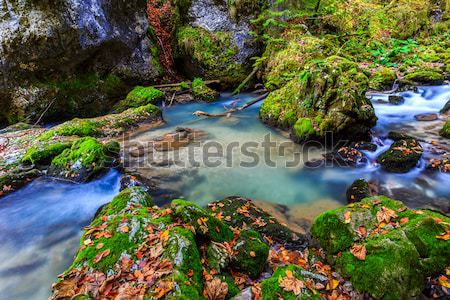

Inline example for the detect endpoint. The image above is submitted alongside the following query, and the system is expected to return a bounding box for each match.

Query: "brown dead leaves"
[93,249,110,264]
[350,244,366,260]
[376,206,398,223]
[205,278,228,300]
[279,270,304,296]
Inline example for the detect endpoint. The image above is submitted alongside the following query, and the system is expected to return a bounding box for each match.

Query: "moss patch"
[232,230,269,278]
[21,142,72,165]
[114,86,165,113]
[191,78,219,102]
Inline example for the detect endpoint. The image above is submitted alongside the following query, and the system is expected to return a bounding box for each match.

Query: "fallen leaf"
[154,280,173,299]
[205,278,228,300]
[326,279,339,290]
[120,225,129,233]
[436,230,450,241]
[344,211,351,224]
[350,244,366,260]
[249,251,256,257]
[357,226,367,237]
[438,275,450,288]
[93,249,110,264]
[400,217,409,224]
[95,243,104,249]
[279,271,304,296]
[376,207,397,223]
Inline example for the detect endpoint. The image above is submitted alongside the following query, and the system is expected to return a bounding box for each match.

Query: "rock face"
[0,0,162,127]
[311,196,450,299]
[377,138,423,173]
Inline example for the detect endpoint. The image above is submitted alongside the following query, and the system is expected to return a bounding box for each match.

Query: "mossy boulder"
[39,104,162,141]
[377,138,423,173]
[388,95,405,105]
[208,196,304,246]
[232,230,269,278]
[21,142,72,166]
[0,169,41,197]
[260,56,377,143]
[113,86,165,113]
[171,199,234,242]
[369,67,397,91]
[403,68,445,85]
[440,119,450,138]
[261,265,322,300]
[48,137,119,182]
[346,179,371,203]
[175,26,248,86]
[311,196,450,299]
[191,78,219,102]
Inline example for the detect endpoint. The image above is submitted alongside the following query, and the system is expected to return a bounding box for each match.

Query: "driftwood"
[193,93,268,118]
[152,80,220,89]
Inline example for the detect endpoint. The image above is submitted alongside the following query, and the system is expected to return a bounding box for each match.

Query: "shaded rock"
[414,113,438,121]
[208,196,306,247]
[324,146,367,167]
[350,141,377,152]
[377,139,423,173]
[0,122,34,134]
[388,95,405,105]
[440,100,450,114]
[1,0,161,127]
[311,196,450,299]
[48,137,120,182]
[0,169,41,197]
[346,179,371,203]
[387,131,414,141]
[232,230,269,278]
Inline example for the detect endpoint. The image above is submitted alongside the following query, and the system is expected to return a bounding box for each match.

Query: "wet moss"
[376,138,423,173]
[21,142,72,165]
[114,86,165,113]
[232,230,269,278]
[369,67,397,90]
[191,78,219,102]
[403,68,445,84]
[261,265,322,300]
[440,119,450,138]
[171,199,234,242]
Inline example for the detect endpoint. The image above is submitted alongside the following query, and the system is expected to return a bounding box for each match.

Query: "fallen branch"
[232,66,259,95]
[151,80,220,89]
[192,93,268,118]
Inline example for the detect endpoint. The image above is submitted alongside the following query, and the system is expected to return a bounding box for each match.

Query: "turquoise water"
[0,86,448,300]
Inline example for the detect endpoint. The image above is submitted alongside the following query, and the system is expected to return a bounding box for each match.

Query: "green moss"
[171,199,234,242]
[261,265,322,300]
[214,274,240,299]
[114,86,165,113]
[21,142,72,165]
[293,117,317,141]
[440,119,450,138]
[51,137,106,171]
[176,26,248,85]
[191,78,219,102]
[232,230,269,278]
[403,69,445,84]
[369,67,397,90]
[39,119,103,141]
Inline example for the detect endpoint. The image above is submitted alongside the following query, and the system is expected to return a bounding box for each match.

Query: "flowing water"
[0,86,449,299]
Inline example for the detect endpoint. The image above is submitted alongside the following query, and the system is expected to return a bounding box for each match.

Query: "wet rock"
[113,87,165,113]
[208,196,306,247]
[311,196,450,299]
[346,179,371,203]
[191,78,219,102]
[1,0,161,127]
[48,137,120,182]
[377,139,423,173]
[232,230,269,278]
[153,127,207,151]
[388,95,405,105]
[0,169,41,197]
[414,113,438,121]
[324,146,368,167]
[387,131,414,141]
[440,100,450,114]
[0,123,35,134]
[350,141,377,152]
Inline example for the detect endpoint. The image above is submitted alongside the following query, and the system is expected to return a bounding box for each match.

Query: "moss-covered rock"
[21,142,72,166]
[369,67,397,90]
[171,199,234,242]
[232,230,269,278]
[440,119,450,138]
[377,138,423,173]
[39,104,162,141]
[175,26,248,85]
[260,56,377,143]
[311,196,450,299]
[403,68,445,85]
[48,137,119,182]
[208,196,304,246]
[0,169,41,197]
[113,86,165,113]
[261,265,322,300]
[346,179,371,203]
[191,78,219,102]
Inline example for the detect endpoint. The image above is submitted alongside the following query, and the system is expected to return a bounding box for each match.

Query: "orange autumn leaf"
[350,244,366,260]
[249,251,256,257]
[205,278,228,300]
[376,207,397,223]
[120,225,129,233]
[357,226,367,237]
[279,270,304,295]
[93,249,110,264]
[400,217,409,224]
[154,280,173,299]
[344,211,351,224]
[436,230,450,241]
[95,243,104,249]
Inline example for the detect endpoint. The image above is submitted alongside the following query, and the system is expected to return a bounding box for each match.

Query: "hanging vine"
[146,0,178,80]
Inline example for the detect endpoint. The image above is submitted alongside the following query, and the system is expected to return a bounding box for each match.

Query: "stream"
[0,86,449,299]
